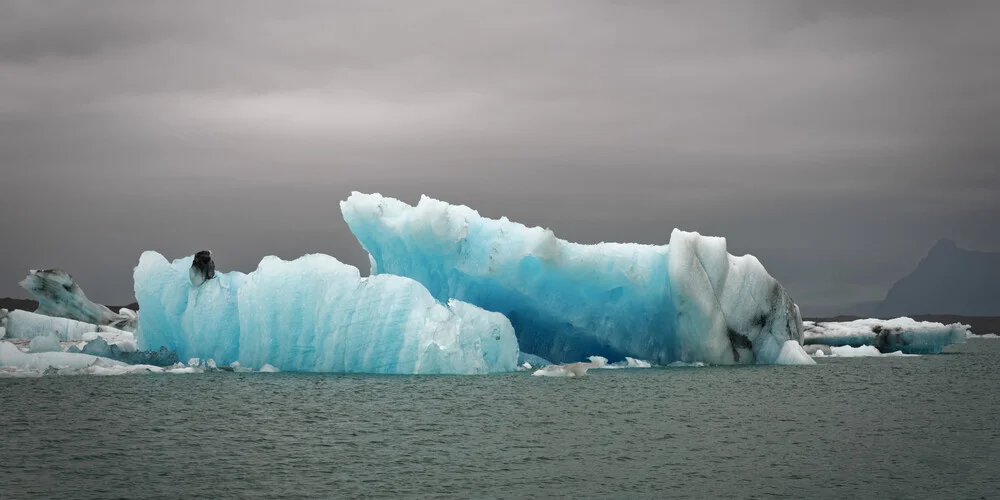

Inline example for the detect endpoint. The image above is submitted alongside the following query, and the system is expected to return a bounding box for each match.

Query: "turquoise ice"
[341,192,807,365]
[134,252,518,374]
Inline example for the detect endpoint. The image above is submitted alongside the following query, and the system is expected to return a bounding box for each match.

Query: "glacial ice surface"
[802,318,967,354]
[27,334,61,353]
[341,192,808,366]
[4,309,133,342]
[0,341,162,377]
[134,251,519,374]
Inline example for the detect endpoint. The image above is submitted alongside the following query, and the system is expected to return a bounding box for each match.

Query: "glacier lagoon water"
[2,340,997,499]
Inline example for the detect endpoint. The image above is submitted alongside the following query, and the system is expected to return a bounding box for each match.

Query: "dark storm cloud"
[1,0,998,315]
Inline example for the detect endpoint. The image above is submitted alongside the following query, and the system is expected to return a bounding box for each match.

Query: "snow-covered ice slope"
[134,251,518,374]
[802,318,967,354]
[341,192,806,365]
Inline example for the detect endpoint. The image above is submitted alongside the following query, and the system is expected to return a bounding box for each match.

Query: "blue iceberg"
[341,193,808,365]
[134,251,519,374]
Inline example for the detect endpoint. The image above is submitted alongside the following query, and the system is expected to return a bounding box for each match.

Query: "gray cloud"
[1,0,998,315]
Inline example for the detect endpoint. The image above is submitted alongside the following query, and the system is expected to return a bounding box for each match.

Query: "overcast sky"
[1,0,998,316]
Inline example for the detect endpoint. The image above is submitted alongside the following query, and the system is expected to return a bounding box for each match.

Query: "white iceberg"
[3,309,133,342]
[803,317,967,354]
[0,341,161,377]
[19,269,136,330]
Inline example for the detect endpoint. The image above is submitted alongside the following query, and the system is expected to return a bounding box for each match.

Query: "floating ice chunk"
[625,357,652,368]
[967,332,999,339]
[341,192,803,366]
[165,365,201,374]
[229,361,251,373]
[803,317,967,354]
[532,362,594,377]
[882,350,918,357]
[135,251,519,374]
[18,269,135,330]
[581,355,657,369]
[667,361,707,367]
[828,345,883,357]
[603,357,653,369]
[0,341,161,377]
[259,363,279,373]
[28,334,61,353]
[5,310,101,341]
[774,340,816,365]
[532,356,610,377]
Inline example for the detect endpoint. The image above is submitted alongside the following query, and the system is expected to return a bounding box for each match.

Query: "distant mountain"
[875,239,1000,317]
[0,297,38,312]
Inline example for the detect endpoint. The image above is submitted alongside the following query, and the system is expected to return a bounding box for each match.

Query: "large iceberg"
[341,192,807,365]
[134,251,519,374]
[19,269,136,330]
[802,318,967,354]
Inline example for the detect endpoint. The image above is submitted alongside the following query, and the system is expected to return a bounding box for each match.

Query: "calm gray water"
[2,341,998,500]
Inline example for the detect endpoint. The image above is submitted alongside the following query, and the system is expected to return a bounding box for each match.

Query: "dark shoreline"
[0,297,139,313]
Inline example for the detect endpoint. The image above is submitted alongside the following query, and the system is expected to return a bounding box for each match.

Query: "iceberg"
[0,341,162,377]
[3,309,132,342]
[341,192,808,366]
[19,269,136,330]
[134,251,519,374]
[802,318,967,354]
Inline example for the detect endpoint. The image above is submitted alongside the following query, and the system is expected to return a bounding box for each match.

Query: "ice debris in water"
[809,345,916,358]
[134,251,519,374]
[531,355,656,377]
[19,269,136,331]
[532,360,599,378]
[803,317,966,354]
[967,332,999,339]
[774,340,817,365]
[341,192,809,366]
